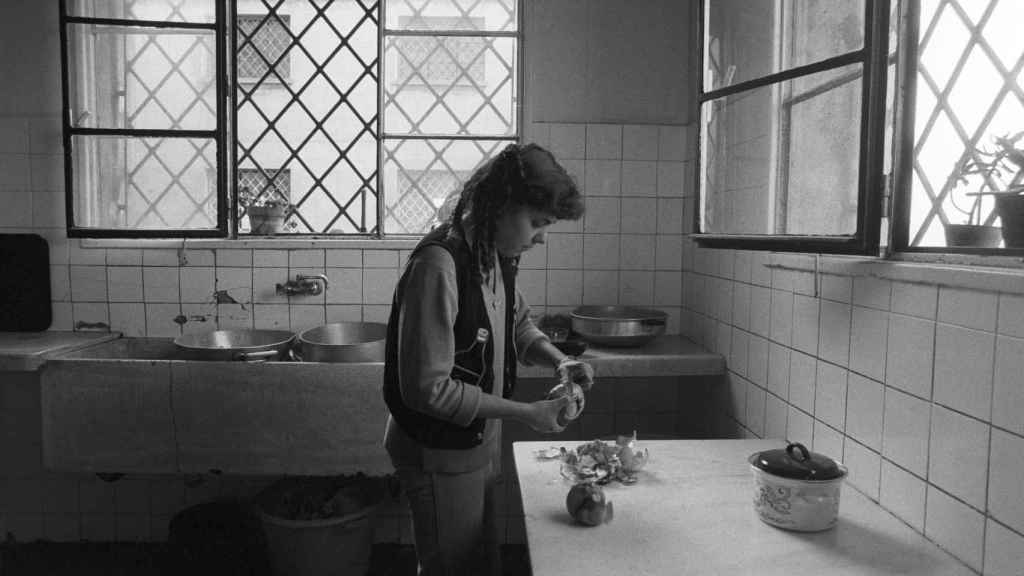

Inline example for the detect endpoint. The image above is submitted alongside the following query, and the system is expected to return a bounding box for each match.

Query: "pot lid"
[748,443,846,481]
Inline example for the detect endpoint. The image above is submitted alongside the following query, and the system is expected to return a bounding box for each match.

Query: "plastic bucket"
[259,505,375,576]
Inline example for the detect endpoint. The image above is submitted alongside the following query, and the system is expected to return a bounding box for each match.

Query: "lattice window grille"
[394,16,486,87]
[235,0,379,235]
[238,13,292,82]
[239,167,292,206]
[392,168,468,232]
[908,0,1024,246]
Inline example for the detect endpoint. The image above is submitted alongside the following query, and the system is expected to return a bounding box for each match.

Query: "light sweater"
[384,245,548,474]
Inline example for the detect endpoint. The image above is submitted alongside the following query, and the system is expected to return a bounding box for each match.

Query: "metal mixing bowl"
[570,306,667,347]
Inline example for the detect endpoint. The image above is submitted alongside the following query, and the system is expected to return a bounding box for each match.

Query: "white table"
[513,439,973,576]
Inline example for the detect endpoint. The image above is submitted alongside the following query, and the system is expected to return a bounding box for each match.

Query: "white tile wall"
[992,335,1024,435]
[988,429,1024,535]
[925,486,985,572]
[843,436,881,500]
[685,244,1024,573]
[885,314,936,399]
[984,518,1024,576]
[928,405,990,510]
[882,387,931,477]
[845,373,884,451]
[933,324,995,420]
[880,460,926,531]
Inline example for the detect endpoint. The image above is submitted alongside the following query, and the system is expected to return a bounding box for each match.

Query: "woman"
[382,142,594,574]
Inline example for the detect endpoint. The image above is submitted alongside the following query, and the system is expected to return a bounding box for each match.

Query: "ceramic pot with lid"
[748,442,848,532]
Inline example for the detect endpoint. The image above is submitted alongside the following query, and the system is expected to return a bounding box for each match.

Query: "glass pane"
[68,0,216,23]
[71,135,218,230]
[700,64,863,235]
[386,0,517,32]
[705,0,864,91]
[384,35,517,136]
[906,0,1024,248]
[382,138,512,234]
[68,23,216,130]
[235,0,380,235]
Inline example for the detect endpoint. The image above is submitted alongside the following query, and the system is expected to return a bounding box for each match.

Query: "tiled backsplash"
[685,247,1024,573]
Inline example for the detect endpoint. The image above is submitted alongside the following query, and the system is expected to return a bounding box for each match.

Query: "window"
[892,0,1024,253]
[237,13,291,83]
[696,0,892,254]
[698,0,1024,256]
[382,0,519,235]
[59,0,520,238]
[393,16,487,87]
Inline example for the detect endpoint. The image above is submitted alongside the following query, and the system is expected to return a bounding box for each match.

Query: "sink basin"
[59,337,187,360]
[294,322,387,363]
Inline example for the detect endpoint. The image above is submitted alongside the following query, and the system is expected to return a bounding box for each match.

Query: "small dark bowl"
[553,338,588,357]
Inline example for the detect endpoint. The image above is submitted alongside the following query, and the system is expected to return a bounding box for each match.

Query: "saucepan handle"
[234,349,279,362]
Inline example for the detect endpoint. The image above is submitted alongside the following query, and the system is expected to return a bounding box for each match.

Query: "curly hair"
[444,143,584,280]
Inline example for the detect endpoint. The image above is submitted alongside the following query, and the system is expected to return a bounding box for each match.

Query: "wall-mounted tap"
[276,274,329,296]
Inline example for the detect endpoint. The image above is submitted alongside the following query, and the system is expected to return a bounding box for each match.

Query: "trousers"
[396,463,502,576]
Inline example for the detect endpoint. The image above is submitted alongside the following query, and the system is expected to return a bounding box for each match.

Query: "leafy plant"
[950,131,1024,224]
[238,185,292,210]
[256,473,394,521]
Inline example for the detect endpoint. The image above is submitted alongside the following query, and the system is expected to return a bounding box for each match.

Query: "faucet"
[276,274,329,296]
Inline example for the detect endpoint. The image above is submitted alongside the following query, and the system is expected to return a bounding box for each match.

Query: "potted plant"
[240,186,293,235]
[950,131,1024,247]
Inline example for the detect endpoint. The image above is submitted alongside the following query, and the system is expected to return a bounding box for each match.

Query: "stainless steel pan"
[570,306,667,347]
[293,322,387,363]
[173,329,296,361]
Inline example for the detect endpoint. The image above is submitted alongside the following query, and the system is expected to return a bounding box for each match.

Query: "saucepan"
[569,306,667,347]
[173,329,296,362]
[748,442,848,532]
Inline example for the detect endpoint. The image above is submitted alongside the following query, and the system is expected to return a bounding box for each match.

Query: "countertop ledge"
[0,331,121,372]
[4,333,724,379]
[514,439,973,576]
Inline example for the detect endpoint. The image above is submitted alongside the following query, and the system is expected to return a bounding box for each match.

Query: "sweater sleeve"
[513,286,549,365]
[396,246,482,427]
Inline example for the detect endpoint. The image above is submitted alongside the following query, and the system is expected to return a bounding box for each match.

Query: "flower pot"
[944,224,1003,248]
[247,205,288,235]
[995,194,1024,248]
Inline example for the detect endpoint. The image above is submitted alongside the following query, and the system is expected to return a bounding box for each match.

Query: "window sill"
[79,236,422,250]
[764,251,1024,296]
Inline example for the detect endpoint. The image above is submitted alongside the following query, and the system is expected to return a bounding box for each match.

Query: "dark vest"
[382,225,518,449]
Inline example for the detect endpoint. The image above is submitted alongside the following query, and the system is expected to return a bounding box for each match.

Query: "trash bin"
[259,505,375,576]
[166,500,272,576]
[255,475,386,576]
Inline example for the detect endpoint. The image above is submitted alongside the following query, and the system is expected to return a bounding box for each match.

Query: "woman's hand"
[528,395,571,434]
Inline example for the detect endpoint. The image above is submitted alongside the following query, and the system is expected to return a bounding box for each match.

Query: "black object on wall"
[0,234,52,331]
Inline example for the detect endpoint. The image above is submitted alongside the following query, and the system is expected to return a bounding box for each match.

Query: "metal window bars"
[234,0,380,235]
[900,0,1024,248]
[60,0,228,237]
[382,0,519,235]
[237,13,292,82]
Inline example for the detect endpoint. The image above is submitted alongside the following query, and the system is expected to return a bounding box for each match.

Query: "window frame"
[693,0,892,255]
[59,0,523,241]
[59,0,230,239]
[889,0,1024,257]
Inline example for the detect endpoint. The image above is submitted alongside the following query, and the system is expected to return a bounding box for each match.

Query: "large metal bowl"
[294,322,387,363]
[174,329,296,361]
[570,306,667,347]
